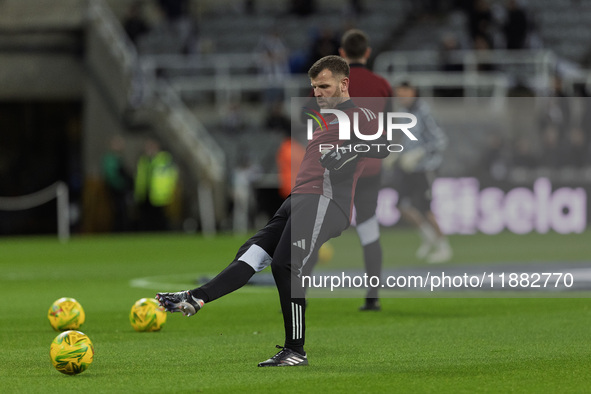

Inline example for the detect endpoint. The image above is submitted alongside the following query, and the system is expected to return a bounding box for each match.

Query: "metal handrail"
[374,49,557,93]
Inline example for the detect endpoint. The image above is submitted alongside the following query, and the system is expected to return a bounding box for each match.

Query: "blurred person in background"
[308,27,340,70]
[158,0,189,22]
[339,28,392,310]
[134,138,179,232]
[386,82,452,264]
[137,0,196,55]
[254,28,290,106]
[439,33,464,72]
[539,75,571,168]
[573,88,591,166]
[479,133,509,182]
[265,101,291,135]
[122,0,150,45]
[512,136,538,169]
[101,135,133,232]
[473,33,497,72]
[221,102,247,134]
[467,0,495,47]
[502,0,529,50]
[276,126,305,201]
[268,100,304,202]
[302,28,392,311]
[349,0,364,16]
[438,32,465,96]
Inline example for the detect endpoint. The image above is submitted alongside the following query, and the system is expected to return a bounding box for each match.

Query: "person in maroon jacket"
[303,29,392,311]
[338,29,392,311]
[156,55,390,367]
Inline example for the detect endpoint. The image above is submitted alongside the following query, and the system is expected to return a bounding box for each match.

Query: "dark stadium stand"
[2,0,591,234]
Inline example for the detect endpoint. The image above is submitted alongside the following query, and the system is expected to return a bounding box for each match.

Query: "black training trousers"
[196,193,348,351]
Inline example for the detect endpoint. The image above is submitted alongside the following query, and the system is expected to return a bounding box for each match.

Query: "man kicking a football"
[301,28,393,311]
[156,55,389,367]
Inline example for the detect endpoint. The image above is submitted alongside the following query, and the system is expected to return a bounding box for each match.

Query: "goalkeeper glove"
[319,147,359,171]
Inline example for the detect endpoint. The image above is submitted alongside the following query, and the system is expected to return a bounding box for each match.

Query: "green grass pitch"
[1,229,590,393]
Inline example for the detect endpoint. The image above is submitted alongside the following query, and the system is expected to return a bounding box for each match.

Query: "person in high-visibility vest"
[134,138,179,231]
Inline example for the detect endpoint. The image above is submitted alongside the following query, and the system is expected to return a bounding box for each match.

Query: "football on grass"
[130,298,166,332]
[50,330,94,375]
[48,297,85,331]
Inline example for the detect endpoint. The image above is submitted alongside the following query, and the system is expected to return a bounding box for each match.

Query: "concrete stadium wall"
[0,0,85,30]
[0,53,84,100]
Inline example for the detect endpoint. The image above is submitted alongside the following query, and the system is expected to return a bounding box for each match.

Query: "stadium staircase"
[88,0,225,234]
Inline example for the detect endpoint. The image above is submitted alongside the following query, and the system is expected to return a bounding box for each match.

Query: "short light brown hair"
[341,29,369,60]
[308,55,350,79]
